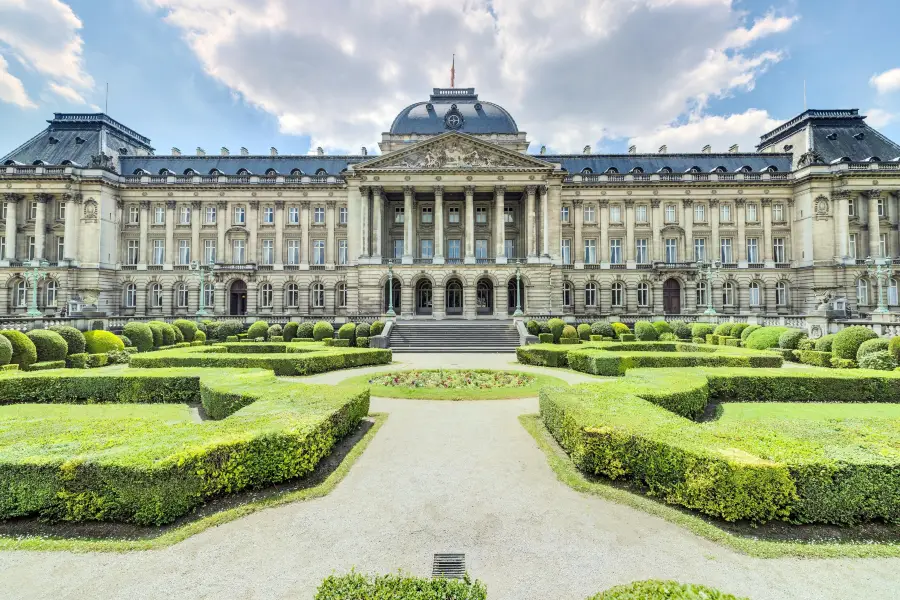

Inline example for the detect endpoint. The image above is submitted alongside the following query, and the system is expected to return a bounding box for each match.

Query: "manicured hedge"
[651,320,672,336]
[173,319,198,342]
[0,330,37,370]
[589,580,748,600]
[670,320,692,340]
[0,335,12,366]
[66,352,88,369]
[84,330,125,354]
[713,323,733,336]
[315,572,487,600]
[516,344,570,368]
[47,325,86,355]
[634,321,658,341]
[526,319,540,336]
[743,326,789,350]
[355,323,370,339]
[797,349,832,367]
[691,323,714,339]
[25,329,68,362]
[283,321,299,341]
[538,333,554,344]
[859,350,896,370]
[338,323,356,342]
[740,324,761,341]
[194,330,206,343]
[567,347,782,377]
[561,325,578,340]
[370,320,385,336]
[577,323,592,340]
[313,321,334,341]
[247,320,269,340]
[778,328,807,349]
[147,321,176,346]
[356,336,369,348]
[267,324,283,339]
[611,322,630,336]
[548,318,566,342]
[857,338,890,360]
[832,326,879,360]
[28,360,67,371]
[619,333,636,341]
[591,322,615,338]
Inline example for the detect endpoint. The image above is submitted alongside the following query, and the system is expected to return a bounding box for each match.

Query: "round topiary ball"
[591,322,615,338]
[298,322,315,339]
[173,319,198,342]
[730,323,749,339]
[815,333,836,352]
[857,337,890,360]
[590,579,747,600]
[313,321,334,341]
[634,321,658,341]
[651,320,672,335]
[283,321,299,341]
[267,324,283,339]
[691,323,714,339]
[890,336,900,363]
[338,323,356,340]
[147,322,164,347]
[744,326,789,350]
[670,320,692,340]
[0,334,12,365]
[526,320,539,336]
[370,321,385,337]
[611,322,631,336]
[778,328,808,349]
[858,350,897,371]
[84,330,125,354]
[832,326,879,360]
[26,329,68,362]
[740,325,761,341]
[1,330,38,369]
[548,318,566,343]
[356,323,371,339]
[48,325,86,355]
[247,320,269,340]
[713,322,733,336]
[577,323,592,340]
[194,330,206,343]
[560,325,578,339]
[172,325,184,343]
[148,321,176,346]
[123,322,154,352]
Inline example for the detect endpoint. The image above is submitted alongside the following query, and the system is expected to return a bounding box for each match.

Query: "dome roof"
[389,88,519,135]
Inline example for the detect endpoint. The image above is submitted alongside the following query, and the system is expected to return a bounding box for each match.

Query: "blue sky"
[0,0,898,157]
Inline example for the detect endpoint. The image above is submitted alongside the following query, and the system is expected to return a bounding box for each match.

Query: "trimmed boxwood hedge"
[283,321,299,341]
[0,334,12,366]
[634,321,658,341]
[338,323,356,342]
[370,320,385,336]
[0,330,37,370]
[813,333,835,352]
[28,360,67,371]
[740,324,761,341]
[778,328,807,349]
[298,322,315,339]
[566,344,782,376]
[588,580,748,600]
[743,326,789,350]
[247,320,270,340]
[797,349,832,367]
[548,318,566,342]
[313,321,334,341]
[591,322,615,338]
[47,325,86,355]
[173,319,198,342]
[832,325,879,359]
[538,333,554,344]
[577,323,592,340]
[315,572,487,600]
[26,329,68,362]
[691,323,714,339]
[857,337,890,360]
[84,330,125,354]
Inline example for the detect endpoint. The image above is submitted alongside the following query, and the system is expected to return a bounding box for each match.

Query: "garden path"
[0,353,896,600]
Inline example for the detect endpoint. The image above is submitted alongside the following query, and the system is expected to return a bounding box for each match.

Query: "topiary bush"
[577,323,592,341]
[84,330,125,354]
[691,323,714,339]
[172,325,184,344]
[659,332,679,341]
[588,579,748,600]
[298,322,315,339]
[118,335,132,349]
[338,323,356,342]
[123,322,154,352]
[25,329,68,362]
[370,320,385,336]
[147,321,176,346]
[814,333,835,352]
[857,337,890,360]
[147,322,164,347]
[744,326,790,350]
[713,322,733,336]
[730,323,749,339]
[526,320,539,336]
[538,321,551,334]
[283,321,299,341]
[560,325,578,340]
[313,321,334,341]
[173,319,198,342]
[548,318,566,343]
[669,320,692,340]
[247,320,270,341]
[47,325,86,355]
[214,321,244,341]
[859,350,897,371]
[267,324,283,339]
[651,320,672,336]
[890,336,900,363]
[797,338,815,351]
[0,334,12,366]
[832,325,879,360]
[634,321,658,341]
[194,330,206,343]
[611,322,630,336]
[355,323,370,339]
[778,328,807,349]
[0,330,37,370]
[591,321,615,338]
[740,324,761,341]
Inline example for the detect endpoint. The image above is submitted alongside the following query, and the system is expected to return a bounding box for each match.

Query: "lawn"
[717,401,900,422]
[340,369,568,400]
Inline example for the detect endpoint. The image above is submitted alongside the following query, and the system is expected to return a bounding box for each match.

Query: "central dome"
[389,88,519,135]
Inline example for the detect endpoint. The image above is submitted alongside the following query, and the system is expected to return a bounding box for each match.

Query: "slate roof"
[540,154,793,173]
[389,88,519,135]
[119,155,365,176]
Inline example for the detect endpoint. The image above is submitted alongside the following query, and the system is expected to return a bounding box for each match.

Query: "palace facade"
[2,88,900,320]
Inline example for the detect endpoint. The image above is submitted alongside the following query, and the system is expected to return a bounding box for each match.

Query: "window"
[720,203,731,222]
[585,282,598,307]
[178,239,190,265]
[610,205,622,223]
[0,237,4,258]
[447,239,461,259]
[421,206,433,224]
[205,206,217,224]
[610,239,622,264]
[857,279,868,305]
[45,280,57,307]
[637,282,650,307]
[313,240,326,265]
[880,233,888,258]
[289,206,300,225]
[849,234,857,259]
[584,204,595,223]
[694,238,706,262]
[259,283,273,308]
[175,283,189,308]
[127,240,140,265]
[584,239,597,264]
[448,206,460,224]
[611,282,624,307]
[15,280,26,307]
[560,206,570,224]
[338,239,348,265]
[665,238,677,263]
[562,282,573,308]
[29,202,37,220]
[746,238,759,263]
[394,207,404,224]
[393,239,403,259]
[314,207,325,224]
[776,281,788,306]
[746,203,758,222]
[720,238,733,263]
[722,281,735,306]
[233,206,245,225]
[204,240,216,265]
[124,283,136,308]
[1,202,6,220]
[749,281,761,306]
[694,204,706,223]
[204,283,214,308]
[154,206,165,224]
[150,283,163,308]
[128,205,139,224]
[57,202,65,221]
[848,198,856,217]
[179,206,191,225]
[665,204,676,223]
[560,239,571,264]
[504,206,514,223]
[635,205,647,223]
[311,283,325,308]
[890,279,898,305]
[263,206,274,224]
[53,236,62,261]
[339,206,348,225]
[773,238,785,263]
[336,283,347,308]
[476,206,487,224]
[232,239,245,263]
[696,281,707,307]
[262,239,274,265]
[475,238,488,259]
[27,236,35,260]
[152,239,164,265]
[287,239,300,265]
[772,203,784,222]
[878,197,885,217]
[635,239,648,264]
[421,239,433,259]
[285,283,300,307]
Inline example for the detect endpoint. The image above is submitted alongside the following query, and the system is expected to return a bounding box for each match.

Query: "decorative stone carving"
[814,195,829,216]
[362,134,546,170]
[83,198,98,220]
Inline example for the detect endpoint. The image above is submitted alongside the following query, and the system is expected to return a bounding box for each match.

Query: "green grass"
[0,413,387,552]
[717,401,900,422]
[520,414,900,558]
[340,369,568,400]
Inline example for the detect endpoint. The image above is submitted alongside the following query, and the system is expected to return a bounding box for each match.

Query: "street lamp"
[24,259,49,317]
[513,266,524,317]
[190,260,214,317]
[697,259,721,316]
[386,260,396,318]
[865,255,893,314]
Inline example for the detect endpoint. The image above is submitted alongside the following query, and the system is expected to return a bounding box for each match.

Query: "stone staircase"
[389,320,521,353]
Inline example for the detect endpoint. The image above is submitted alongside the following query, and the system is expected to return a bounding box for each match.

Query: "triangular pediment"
[353,132,555,171]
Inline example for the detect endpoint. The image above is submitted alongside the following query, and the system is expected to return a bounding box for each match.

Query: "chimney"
[701,144,711,154]
[240,147,249,156]
[171,147,181,156]
[270,147,278,156]
[220,147,230,156]
[539,145,546,155]
[628,145,636,155]
[729,144,739,153]
[361,146,368,156]
[583,145,591,154]
[316,147,324,156]
[658,145,667,154]
[196,147,206,156]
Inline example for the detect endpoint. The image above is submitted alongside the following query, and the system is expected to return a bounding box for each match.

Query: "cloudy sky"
[0,0,898,157]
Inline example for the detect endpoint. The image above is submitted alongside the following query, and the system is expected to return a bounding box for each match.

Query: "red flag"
[451,54,455,88]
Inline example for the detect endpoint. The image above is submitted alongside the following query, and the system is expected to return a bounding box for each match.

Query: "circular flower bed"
[342,369,566,400]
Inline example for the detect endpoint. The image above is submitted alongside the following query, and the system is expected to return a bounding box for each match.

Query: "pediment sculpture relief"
[367,137,543,170]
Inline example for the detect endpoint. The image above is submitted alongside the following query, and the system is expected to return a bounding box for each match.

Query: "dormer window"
[687,166,701,173]
[581,168,593,174]
[605,167,618,174]
[631,167,644,174]
[290,169,303,176]
[854,132,865,140]
[315,168,327,176]
[738,165,752,173]
[75,137,85,144]
[658,166,672,174]
[826,132,838,140]
[766,165,778,173]
[48,137,59,145]
[712,166,727,173]
[236,168,251,176]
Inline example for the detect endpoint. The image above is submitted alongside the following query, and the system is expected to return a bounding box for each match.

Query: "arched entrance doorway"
[445,279,463,316]
[663,278,681,314]
[415,280,433,315]
[383,278,402,313]
[507,278,524,315]
[476,278,494,316]
[229,279,247,315]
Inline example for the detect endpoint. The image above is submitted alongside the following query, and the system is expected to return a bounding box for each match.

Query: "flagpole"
[451,54,455,88]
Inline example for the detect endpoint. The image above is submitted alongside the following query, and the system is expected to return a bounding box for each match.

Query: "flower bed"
[342,369,567,400]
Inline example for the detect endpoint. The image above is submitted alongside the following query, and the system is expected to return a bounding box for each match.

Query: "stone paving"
[0,353,896,600]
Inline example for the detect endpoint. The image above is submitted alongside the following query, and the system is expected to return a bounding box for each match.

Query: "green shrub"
[25,329,68,362]
[225,335,238,343]
[28,360,66,371]
[283,321,299,341]
[588,580,748,600]
[356,336,369,348]
[548,318,566,342]
[659,333,679,342]
[0,334,12,365]
[267,324,283,340]
[47,325,86,355]
[778,328,807,350]
[651,320,672,336]
[831,357,857,369]
[859,350,897,371]
[332,339,350,347]
[66,352,88,369]
[730,323,749,339]
[744,326,790,350]
[740,324,761,341]
[314,572,487,600]
[634,321,658,341]
[338,323,356,342]
[611,322,630,336]
[538,321,551,334]
[84,330,125,354]
[559,338,579,345]
[725,338,742,347]
[370,320,385,336]
[355,323,370,339]
[194,330,206,343]
[619,333,636,342]
[118,335,132,348]
[832,326,879,359]
[797,337,815,351]
[577,323,592,341]
[706,334,718,345]
[247,320,270,340]
[526,320,540,336]
[567,348,782,377]
[691,337,705,344]
[148,321,176,346]
[561,325,578,340]
[173,319,198,342]
[107,349,131,365]
[591,322,615,338]
[538,333,554,344]
[691,323,714,339]
[713,322,733,336]
[313,321,334,341]
[857,337,890,361]
[298,322,315,339]
[172,325,184,344]
[147,322,164,347]
[1,330,37,370]
[887,337,900,363]
[670,320,692,340]
[86,353,109,368]
[0,364,17,372]
[214,321,244,341]
[798,350,832,368]
[517,344,570,368]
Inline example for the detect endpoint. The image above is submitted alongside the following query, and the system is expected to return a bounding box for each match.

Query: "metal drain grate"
[432,553,466,579]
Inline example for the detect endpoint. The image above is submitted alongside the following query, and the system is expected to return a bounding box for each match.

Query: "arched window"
[124,283,137,308]
[658,167,672,174]
[696,281,708,307]
[562,282,573,308]
[149,283,163,308]
[315,168,327,176]
[581,168,593,174]
[749,281,761,306]
[236,168,252,176]
[631,167,644,174]
[175,282,189,308]
[722,281,735,306]
[290,169,303,176]
[259,283,273,308]
[311,283,325,308]
[585,282,598,307]
[776,281,789,306]
[611,282,624,307]
[44,280,57,307]
[637,282,650,307]
[285,283,300,307]
[766,165,778,173]
[605,167,618,174]
[687,166,701,174]
[738,165,753,173]
[14,280,27,308]
[857,279,868,305]
[713,166,727,173]
[265,168,278,176]
[890,279,899,305]
[336,283,347,308]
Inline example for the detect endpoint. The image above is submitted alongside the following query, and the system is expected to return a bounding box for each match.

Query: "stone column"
[433,186,445,264]
[464,185,475,263]
[624,199,635,264]
[216,201,226,264]
[736,198,747,264]
[682,199,693,262]
[573,198,584,267]
[709,199,720,262]
[61,194,75,262]
[300,204,310,267]
[762,198,774,264]
[402,186,414,264]
[3,193,21,261]
[326,200,336,267]
[248,200,259,264]
[495,186,507,263]
[372,187,383,261]
[191,201,201,265]
[540,186,550,258]
[526,185,537,261]
[164,200,176,267]
[359,186,370,260]
[868,189,883,257]
[833,191,850,260]
[34,193,50,260]
[651,199,662,262]
[139,200,150,266]
[599,199,609,263]
[274,200,284,268]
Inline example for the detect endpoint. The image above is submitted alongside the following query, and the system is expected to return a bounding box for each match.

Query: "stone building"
[1,88,899,321]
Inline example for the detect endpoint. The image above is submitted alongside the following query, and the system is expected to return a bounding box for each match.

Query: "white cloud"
[627,109,782,154]
[147,0,796,152]
[0,54,35,108]
[48,81,86,104]
[870,68,900,95]
[865,108,896,128]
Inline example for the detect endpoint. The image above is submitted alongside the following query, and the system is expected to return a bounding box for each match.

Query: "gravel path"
[1,354,896,600]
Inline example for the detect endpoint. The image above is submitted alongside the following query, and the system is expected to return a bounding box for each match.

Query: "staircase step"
[388,320,520,352]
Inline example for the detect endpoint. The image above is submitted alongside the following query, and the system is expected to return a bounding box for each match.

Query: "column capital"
[598,198,609,206]
[760,198,772,207]
[357,186,369,196]
[681,198,693,207]
[464,185,476,196]
[525,185,538,195]
[572,198,583,206]
[867,188,883,199]
[248,200,259,210]
[403,185,415,196]
[650,199,661,208]
[191,200,202,210]
[709,198,720,206]
[34,193,52,203]
[274,200,285,209]
[217,200,227,209]
[3,193,23,203]
[371,185,384,197]
[433,185,444,198]
[166,200,177,210]
[140,200,151,209]
[61,193,72,202]
[73,192,83,204]
[834,189,853,200]
[735,197,746,206]
[326,199,336,209]
[623,198,635,207]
